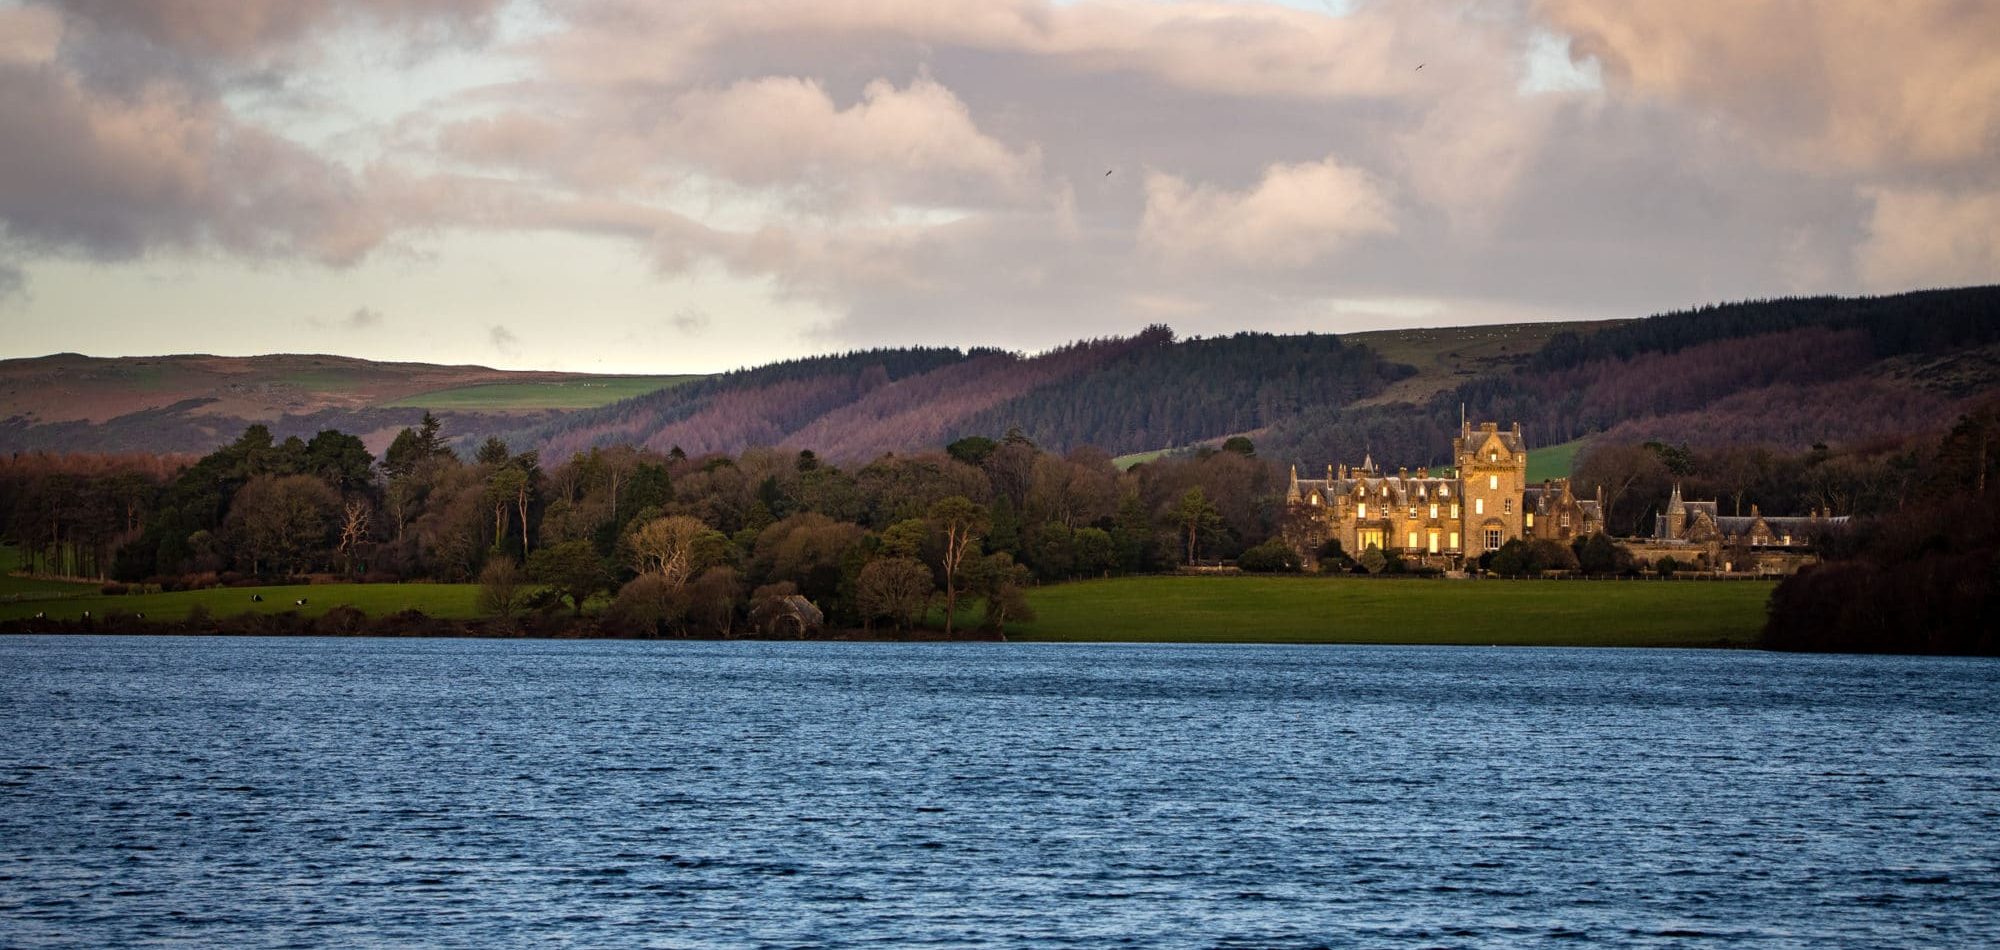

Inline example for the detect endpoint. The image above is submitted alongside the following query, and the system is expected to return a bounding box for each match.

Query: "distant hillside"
[1260,285,2000,470]
[9,286,1995,465]
[528,328,1417,462]
[0,353,695,455]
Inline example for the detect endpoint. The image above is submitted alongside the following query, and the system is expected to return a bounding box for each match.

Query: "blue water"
[1,638,1996,947]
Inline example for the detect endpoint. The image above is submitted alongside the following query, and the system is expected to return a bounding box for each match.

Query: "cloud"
[670,308,710,334]
[1139,157,1397,270]
[4,0,1996,365]
[489,323,519,355]
[1539,0,2000,174]
[1857,188,2000,291]
[0,259,24,304]
[46,0,501,62]
[308,306,386,331]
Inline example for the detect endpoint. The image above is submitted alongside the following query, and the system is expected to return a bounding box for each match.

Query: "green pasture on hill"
[384,375,702,410]
[0,582,483,623]
[1526,437,1589,482]
[1011,574,1774,647]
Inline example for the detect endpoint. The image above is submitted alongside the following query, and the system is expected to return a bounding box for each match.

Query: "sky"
[0,0,1996,374]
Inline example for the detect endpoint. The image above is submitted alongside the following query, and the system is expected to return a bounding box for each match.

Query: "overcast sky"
[1,0,1995,373]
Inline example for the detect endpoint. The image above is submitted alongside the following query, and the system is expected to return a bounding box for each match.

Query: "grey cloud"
[671,308,710,334]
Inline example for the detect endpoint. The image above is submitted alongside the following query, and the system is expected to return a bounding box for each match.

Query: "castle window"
[1430,504,1439,519]
[1486,528,1502,551]
[1560,514,1569,528]
[1428,530,1440,554]
[1358,503,1367,519]
[1475,498,1484,515]
[1449,531,1459,549]
[1440,486,1449,497]
[1407,531,1418,550]
[1451,503,1460,519]
[1504,498,1513,515]
[1489,451,1497,461]
[1525,511,1533,527]
[1310,495,1321,506]
[1488,475,1499,490]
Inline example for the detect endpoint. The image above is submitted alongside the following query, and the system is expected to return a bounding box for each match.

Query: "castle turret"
[1287,464,1300,502]
[1665,483,1686,540]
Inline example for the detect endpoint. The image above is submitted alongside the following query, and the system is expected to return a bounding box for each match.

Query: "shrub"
[99,583,129,596]
[1655,556,1680,577]
[313,605,369,636]
[1358,545,1389,575]
[1237,540,1302,573]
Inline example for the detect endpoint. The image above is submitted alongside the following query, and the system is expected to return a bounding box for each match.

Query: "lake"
[2,637,1996,947]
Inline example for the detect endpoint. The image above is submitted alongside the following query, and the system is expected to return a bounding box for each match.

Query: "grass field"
[0,582,483,622]
[1526,437,1589,482]
[1011,574,1774,647]
[384,375,702,410]
[0,545,99,602]
[1344,320,1624,408]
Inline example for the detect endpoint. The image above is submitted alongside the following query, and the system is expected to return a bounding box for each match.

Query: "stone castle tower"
[1454,420,1528,556]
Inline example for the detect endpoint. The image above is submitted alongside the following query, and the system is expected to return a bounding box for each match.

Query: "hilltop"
[0,353,696,455]
[4,286,1996,468]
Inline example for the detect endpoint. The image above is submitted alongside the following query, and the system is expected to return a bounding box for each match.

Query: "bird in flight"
[1105,169,1114,176]
[1415,63,1425,71]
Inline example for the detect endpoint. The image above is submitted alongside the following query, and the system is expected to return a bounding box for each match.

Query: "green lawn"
[0,545,100,602]
[384,375,702,410]
[0,582,483,622]
[1526,436,1590,482]
[1011,574,1774,647]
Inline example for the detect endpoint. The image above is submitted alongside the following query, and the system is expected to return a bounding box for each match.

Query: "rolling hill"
[0,353,696,455]
[5,286,1996,471]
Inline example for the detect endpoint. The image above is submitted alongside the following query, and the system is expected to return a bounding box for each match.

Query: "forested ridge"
[1260,285,2000,469]
[526,327,1413,461]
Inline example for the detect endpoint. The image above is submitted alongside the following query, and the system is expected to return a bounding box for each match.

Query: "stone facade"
[1283,421,1604,568]
[1636,483,1849,574]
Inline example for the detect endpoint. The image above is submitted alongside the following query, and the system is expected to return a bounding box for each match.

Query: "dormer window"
[1489,451,1498,462]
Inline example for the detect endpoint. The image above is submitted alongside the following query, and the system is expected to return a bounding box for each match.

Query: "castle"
[1283,419,1847,573]
[1283,421,1603,569]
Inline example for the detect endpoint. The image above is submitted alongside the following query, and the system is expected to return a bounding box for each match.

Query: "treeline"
[1764,406,2000,655]
[1572,435,1936,537]
[954,330,1411,454]
[5,415,1293,635]
[527,326,1409,463]
[1262,285,2000,468]
[0,452,186,577]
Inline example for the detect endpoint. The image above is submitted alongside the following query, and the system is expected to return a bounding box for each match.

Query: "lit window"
[1475,498,1484,515]
[1449,531,1459,549]
[1310,495,1321,506]
[1486,528,1502,551]
[1407,531,1418,549]
[1525,511,1534,527]
[1489,451,1498,462]
[1451,503,1460,519]
[1430,504,1439,519]
[1488,475,1498,490]
[1358,503,1367,519]
[1441,486,1449,498]
[1504,498,1513,514]
[1427,530,1440,554]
